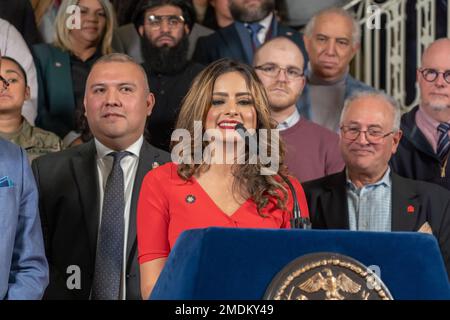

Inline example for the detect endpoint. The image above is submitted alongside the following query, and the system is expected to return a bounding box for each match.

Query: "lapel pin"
[407,205,415,214]
[55,62,62,67]
[185,195,196,204]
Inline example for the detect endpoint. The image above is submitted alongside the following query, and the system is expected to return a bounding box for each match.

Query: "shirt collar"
[417,104,443,131]
[346,167,392,192]
[95,136,143,159]
[245,12,273,31]
[277,108,301,130]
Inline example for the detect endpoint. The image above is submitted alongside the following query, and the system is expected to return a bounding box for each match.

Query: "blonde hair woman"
[33,0,116,144]
[137,58,310,299]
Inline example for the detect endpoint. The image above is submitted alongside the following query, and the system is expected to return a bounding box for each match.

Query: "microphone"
[234,123,311,229]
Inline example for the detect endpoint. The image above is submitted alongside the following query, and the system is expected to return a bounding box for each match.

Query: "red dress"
[137,162,309,264]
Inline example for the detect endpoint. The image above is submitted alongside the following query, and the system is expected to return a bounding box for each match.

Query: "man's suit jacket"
[303,170,450,277]
[192,17,307,65]
[0,138,48,299]
[32,139,171,299]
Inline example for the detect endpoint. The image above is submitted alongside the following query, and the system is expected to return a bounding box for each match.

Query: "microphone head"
[234,123,246,132]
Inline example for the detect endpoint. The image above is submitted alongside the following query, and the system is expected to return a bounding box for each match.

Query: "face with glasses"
[254,39,305,111]
[139,5,188,48]
[418,39,450,123]
[339,95,402,179]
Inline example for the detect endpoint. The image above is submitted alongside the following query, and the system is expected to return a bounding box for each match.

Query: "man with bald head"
[299,7,374,132]
[391,38,450,191]
[254,37,343,182]
[32,53,171,300]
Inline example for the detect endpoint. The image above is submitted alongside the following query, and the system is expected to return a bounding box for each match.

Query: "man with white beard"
[391,38,450,191]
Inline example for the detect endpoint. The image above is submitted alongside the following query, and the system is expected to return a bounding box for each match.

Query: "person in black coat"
[32,53,171,299]
[303,90,450,278]
[390,39,450,191]
[193,0,307,65]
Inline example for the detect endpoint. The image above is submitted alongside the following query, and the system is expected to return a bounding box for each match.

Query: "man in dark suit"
[32,53,171,300]
[303,90,450,277]
[390,39,450,191]
[192,0,307,65]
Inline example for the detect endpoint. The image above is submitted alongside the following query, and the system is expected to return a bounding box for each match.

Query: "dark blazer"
[303,170,450,277]
[32,43,77,139]
[32,140,171,299]
[390,105,450,191]
[192,17,307,65]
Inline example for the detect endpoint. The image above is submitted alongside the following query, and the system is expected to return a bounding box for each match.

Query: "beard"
[229,0,275,22]
[141,34,189,75]
[423,100,450,111]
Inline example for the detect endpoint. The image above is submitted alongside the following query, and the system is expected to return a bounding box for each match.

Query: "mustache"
[156,33,176,42]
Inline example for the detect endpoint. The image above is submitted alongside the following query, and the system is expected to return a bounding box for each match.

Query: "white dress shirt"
[277,108,301,131]
[94,136,143,299]
[245,12,273,45]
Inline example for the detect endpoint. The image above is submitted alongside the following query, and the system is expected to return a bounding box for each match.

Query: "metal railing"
[343,0,448,111]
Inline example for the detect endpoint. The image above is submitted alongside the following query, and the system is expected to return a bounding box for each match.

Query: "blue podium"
[150,228,450,300]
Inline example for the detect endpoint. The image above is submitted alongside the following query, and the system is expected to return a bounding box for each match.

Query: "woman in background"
[33,0,115,146]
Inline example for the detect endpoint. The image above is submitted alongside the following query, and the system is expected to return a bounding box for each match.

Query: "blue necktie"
[91,151,129,300]
[437,123,450,162]
[246,23,263,49]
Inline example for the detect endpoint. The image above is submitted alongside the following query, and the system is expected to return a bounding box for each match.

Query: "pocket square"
[0,176,14,188]
[418,222,433,234]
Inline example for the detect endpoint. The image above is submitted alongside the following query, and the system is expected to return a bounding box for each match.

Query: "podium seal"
[264,252,393,300]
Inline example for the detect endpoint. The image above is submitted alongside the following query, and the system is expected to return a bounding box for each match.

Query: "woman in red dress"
[137,58,309,299]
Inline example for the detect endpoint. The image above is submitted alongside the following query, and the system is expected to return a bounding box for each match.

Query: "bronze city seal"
[264,252,393,300]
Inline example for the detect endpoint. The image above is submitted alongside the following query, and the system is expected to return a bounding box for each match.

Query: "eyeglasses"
[340,126,394,144]
[145,15,185,30]
[254,64,304,80]
[418,68,450,84]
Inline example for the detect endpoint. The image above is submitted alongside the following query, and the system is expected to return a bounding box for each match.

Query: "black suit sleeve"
[302,181,325,229]
[31,158,76,299]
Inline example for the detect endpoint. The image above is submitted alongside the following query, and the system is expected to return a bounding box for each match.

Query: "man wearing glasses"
[302,91,450,277]
[133,0,204,151]
[391,38,450,191]
[254,37,344,182]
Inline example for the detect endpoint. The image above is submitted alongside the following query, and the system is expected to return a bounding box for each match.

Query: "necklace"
[441,155,448,178]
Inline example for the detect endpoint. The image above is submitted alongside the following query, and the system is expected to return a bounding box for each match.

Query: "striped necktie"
[437,123,450,162]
